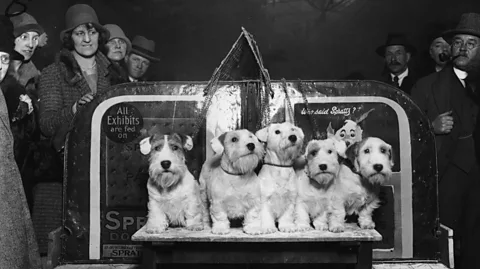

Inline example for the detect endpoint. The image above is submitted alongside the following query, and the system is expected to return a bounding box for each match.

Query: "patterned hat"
[10,12,44,38]
[443,13,480,41]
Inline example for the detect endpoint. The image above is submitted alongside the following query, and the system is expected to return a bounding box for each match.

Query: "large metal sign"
[61,80,438,264]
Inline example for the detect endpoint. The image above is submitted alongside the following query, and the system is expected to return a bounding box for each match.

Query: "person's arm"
[38,65,75,137]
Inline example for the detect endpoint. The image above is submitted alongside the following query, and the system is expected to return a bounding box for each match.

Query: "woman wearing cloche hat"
[0,14,41,269]
[36,4,114,251]
[103,24,131,84]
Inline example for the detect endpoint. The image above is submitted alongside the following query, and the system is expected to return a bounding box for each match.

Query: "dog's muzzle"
[246,143,255,151]
[319,164,328,171]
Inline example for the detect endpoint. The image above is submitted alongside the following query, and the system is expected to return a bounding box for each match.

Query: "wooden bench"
[132,223,382,269]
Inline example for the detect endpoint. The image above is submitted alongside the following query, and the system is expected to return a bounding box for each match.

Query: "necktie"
[393,76,400,88]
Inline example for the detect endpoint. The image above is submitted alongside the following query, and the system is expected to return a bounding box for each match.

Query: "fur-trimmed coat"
[0,87,41,268]
[38,49,112,150]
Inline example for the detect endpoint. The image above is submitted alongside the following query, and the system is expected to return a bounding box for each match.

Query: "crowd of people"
[0,2,480,269]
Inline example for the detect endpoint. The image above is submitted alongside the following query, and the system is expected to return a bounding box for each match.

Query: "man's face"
[429,37,450,66]
[0,52,9,82]
[384,45,411,75]
[106,38,127,61]
[125,53,150,79]
[14,31,39,61]
[451,34,480,72]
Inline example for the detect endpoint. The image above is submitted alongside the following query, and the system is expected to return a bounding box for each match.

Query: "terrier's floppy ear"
[140,136,153,155]
[327,122,335,138]
[387,144,394,167]
[345,142,359,168]
[210,132,226,155]
[255,126,269,142]
[334,139,347,158]
[183,135,194,151]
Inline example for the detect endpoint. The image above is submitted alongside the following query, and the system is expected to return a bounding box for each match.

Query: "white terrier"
[255,122,304,233]
[295,138,350,233]
[140,133,204,233]
[339,137,394,229]
[199,129,270,235]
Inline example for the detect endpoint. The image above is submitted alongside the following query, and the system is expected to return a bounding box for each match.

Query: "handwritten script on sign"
[300,106,362,117]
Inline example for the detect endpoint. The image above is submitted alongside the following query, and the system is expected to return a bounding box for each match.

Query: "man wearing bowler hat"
[376,33,418,94]
[412,13,480,269]
[125,35,160,82]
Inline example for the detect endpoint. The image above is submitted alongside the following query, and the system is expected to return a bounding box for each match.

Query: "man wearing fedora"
[376,33,418,94]
[412,13,480,269]
[125,35,160,82]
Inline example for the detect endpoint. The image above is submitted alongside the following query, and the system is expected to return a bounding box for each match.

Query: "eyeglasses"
[0,54,10,65]
[452,39,480,50]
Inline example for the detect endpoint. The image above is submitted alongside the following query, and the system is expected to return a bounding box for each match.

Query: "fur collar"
[55,49,111,86]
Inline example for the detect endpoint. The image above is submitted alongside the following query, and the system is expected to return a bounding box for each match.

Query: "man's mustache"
[388,61,401,66]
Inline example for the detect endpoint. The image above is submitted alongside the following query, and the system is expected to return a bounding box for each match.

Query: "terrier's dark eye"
[364,149,370,154]
[351,133,356,138]
[340,133,345,138]
[232,137,238,142]
[172,145,179,151]
[310,150,317,157]
[380,148,386,154]
[328,150,333,154]
[155,146,162,151]
[275,130,280,134]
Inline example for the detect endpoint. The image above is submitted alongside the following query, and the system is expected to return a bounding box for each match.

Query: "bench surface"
[373,263,448,269]
[132,223,382,242]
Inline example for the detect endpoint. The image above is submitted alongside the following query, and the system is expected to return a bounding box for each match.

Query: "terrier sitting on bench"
[199,129,271,235]
[255,122,304,233]
[295,138,349,233]
[140,132,204,233]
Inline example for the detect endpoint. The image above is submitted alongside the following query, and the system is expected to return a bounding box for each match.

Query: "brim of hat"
[130,48,160,62]
[375,44,417,57]
[442,29,480,42]
[59,22,110,41]
[14,24,45,38]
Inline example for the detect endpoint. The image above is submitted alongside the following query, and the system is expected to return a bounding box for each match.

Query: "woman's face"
[14,31,39,61]
[0,52,9,82]
[106,38,127,61]
[71,24,99,58]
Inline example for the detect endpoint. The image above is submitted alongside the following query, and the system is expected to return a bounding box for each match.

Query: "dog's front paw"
[295,224,313,232]
[145,223,168,234]
[359,219,375,229]
[244,226,276,235]
[212,224,230,235]
[328,223,345,233]
[313,222,329,231]
[186,223,204,231]
[279,224,297,233]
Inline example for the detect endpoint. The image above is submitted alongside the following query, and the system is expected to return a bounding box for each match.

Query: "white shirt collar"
[390,68,409,86]
[453,67,468,87]
[128,76,138,82]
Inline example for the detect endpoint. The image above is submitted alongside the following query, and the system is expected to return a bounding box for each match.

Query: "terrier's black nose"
[319,164,328,171]
[161,161,171,169]
[288,135,297,142]
[373,164,383,172]
[345,141,351,147]
[246,143,255,151]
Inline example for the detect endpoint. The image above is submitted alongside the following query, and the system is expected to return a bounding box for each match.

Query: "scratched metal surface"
[63,80,438,264]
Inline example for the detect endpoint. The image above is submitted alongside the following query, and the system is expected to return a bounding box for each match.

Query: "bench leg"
[356,242,373,269]
[142,243,157,269]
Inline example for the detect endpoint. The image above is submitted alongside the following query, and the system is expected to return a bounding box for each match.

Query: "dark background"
[2,0,480,81]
